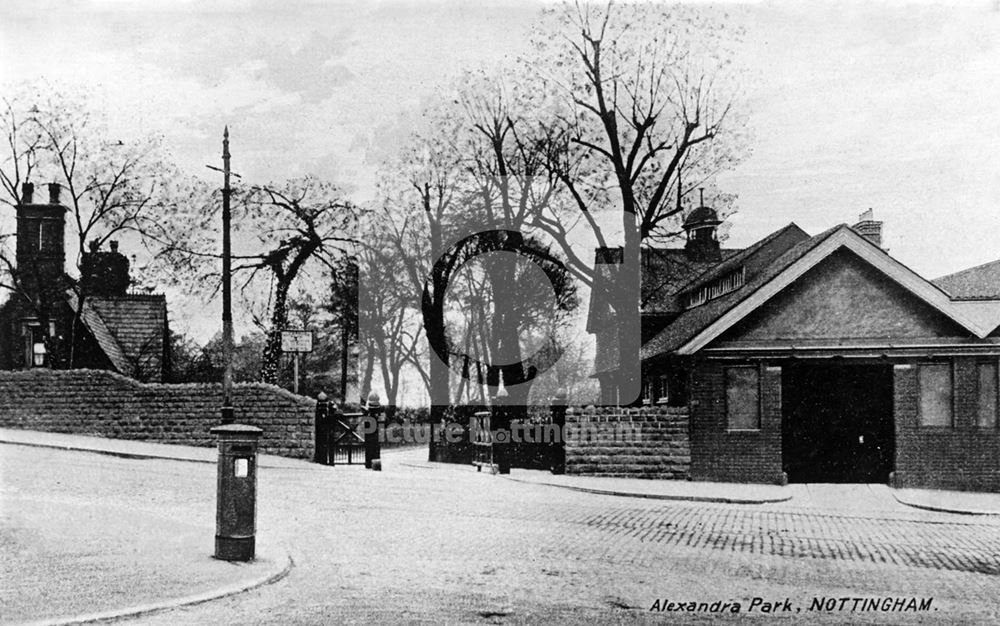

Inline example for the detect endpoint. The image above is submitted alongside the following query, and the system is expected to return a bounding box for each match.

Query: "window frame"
[724,364,761,431]
[917,361,954,428]
[976,360,999,430]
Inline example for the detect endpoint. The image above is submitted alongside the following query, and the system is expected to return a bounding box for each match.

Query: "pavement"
[4,428,1000,625]
[502,468,791,504]
[0,430,301,626]
[396,446,1000,514]
[0,428,309,469]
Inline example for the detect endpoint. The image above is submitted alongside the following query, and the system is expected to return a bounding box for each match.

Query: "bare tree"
[506,2,750,401]
[374,118,466,425]
[0,84,184,368]
[156,175,361,385]
[357,243,424,414]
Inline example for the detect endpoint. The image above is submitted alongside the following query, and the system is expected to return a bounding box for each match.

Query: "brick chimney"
[81,239,131,297]
[852,209,883,248]
[16,182,66,296]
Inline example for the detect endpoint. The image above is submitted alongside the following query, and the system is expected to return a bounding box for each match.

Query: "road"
[3,444,1000,624]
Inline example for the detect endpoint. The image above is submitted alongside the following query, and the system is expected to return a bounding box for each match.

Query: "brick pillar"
[762,364,787,485]
[891,363,916,487]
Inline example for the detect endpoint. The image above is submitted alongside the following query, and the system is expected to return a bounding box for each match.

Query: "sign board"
[281,329,313,353]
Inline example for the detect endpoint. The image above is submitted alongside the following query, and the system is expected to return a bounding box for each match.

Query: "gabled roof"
[642,224,994,359]
[66,290,167,379]
[66,290,132,373]
[933,259,1000,299]
[674,223,810,299]
[89,295,167,378]
[642,224,836,359]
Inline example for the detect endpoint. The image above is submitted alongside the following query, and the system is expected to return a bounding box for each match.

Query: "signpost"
[281,329,314,394]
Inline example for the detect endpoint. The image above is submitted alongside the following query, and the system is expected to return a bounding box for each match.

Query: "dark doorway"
[782,361,894,483]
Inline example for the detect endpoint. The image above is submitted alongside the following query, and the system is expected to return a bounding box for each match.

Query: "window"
[683,266,746,309]
[20,321,49,368]
[978,362,998,429]
[725,366,759,430]
[658,376,669,404]
[918,363,952,426]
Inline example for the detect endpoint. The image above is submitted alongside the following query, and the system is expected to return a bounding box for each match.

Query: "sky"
[3,0,1000,343]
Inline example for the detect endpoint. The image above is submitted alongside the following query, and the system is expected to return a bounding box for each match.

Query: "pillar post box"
[210,424,263,561]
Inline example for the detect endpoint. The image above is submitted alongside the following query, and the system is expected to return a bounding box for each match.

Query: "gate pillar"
[364,391,382,470]
[550,389,567,474]
[314,392,329,464]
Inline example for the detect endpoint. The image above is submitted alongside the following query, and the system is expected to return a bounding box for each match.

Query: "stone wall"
[0,369,315,459]
[565,404,690,479]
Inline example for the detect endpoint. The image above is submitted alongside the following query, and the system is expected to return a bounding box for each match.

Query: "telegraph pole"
[220,127,234,424]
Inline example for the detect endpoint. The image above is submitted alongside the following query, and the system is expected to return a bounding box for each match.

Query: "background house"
[590,205,1000,491]
[0,183,170,381]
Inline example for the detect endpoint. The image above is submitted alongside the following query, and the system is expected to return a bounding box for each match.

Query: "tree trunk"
[425,225,450,422]
[260,278,291,384]
[360,338,376,401]
[484,259,530,406]
[340,319,349,402]
[617,192,642,406]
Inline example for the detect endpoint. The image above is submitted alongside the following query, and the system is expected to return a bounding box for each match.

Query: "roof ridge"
[676,223,811,295]
[89,293,167,300]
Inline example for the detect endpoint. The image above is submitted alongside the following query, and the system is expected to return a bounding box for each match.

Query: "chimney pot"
[851,209,884,249]
[109,240,119,253]
[47,183,61,205]
[21,182,34,204]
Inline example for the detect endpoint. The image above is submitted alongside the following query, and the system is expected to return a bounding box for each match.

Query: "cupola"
[682,190,722,262]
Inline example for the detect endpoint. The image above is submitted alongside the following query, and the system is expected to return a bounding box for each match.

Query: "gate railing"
[314,392,382,468]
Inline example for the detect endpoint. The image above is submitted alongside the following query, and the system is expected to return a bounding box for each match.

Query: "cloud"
[159,30,354,103]
[254,31,354,103]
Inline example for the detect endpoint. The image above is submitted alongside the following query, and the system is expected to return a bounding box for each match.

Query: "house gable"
[716,248,968,344]
[673,227,990,355]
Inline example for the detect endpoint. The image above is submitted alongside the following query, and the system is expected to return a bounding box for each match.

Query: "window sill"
[726,428,761,434]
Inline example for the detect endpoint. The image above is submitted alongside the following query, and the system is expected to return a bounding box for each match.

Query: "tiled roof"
[674,224,810,299]
[65,291,132,374]
[89,295,167,380]
[641,224,841,359]
[67,290,167,380]
[932,259,1000,299]
[587,246,741,334]
[640,248,741,313]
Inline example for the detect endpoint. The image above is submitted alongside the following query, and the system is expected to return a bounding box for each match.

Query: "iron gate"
[329,412,366,465]
[314,396,368,466]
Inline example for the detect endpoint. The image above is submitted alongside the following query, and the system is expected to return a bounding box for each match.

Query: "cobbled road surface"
[3,445,1000,625]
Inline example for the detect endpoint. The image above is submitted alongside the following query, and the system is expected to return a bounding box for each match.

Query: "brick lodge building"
[0,183,169,381]
[589,205,1000,491]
